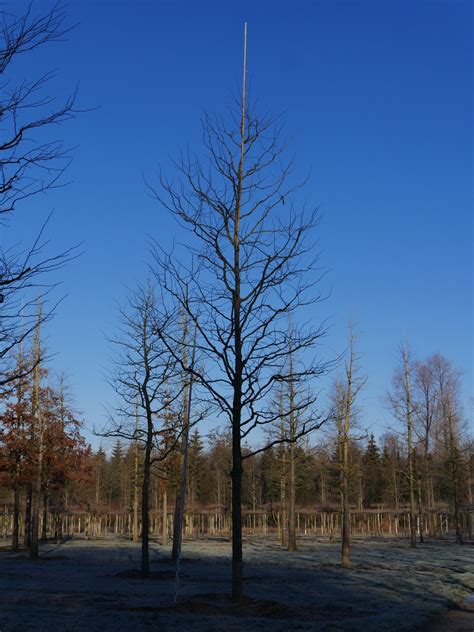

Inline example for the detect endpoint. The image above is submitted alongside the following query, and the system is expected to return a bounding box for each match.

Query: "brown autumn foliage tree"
[0,360,89,551]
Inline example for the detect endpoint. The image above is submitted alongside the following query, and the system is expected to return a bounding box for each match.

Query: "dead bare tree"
[149,24,330,601]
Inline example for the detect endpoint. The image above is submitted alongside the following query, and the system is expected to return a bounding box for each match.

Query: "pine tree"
[362,434,384,507]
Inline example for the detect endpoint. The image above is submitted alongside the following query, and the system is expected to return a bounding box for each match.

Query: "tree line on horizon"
[0,337,471,552]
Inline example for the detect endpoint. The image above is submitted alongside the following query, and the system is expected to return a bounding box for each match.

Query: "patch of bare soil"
[114,568,176,580]
[418,607,474,631]
[151,593,375,622]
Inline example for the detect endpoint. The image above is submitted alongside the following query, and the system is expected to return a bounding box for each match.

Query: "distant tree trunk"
[24,486,32,548]
[287,348,297,552]
[40,492,48,541]
[287,438,297,551]
[320,468,326,505]
[341,433,350,567]
[280,473,286,544]
[12,485,20,551]
[54,510,63,544]
[341,325,358,569]
[357,469,363,511]
[403,345,417,549]
[171,473,183,560]
[417,475,424,543]
[30,306,45,560]
[447,403,463,544]
[95,465,101,507]
[392,460,399,511]
[162,483,168,545]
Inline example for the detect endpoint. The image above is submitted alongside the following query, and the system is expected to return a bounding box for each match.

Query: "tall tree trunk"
[447,404,463,544]
[230,21,246,603]
[287,437,297,551]
[231,418,243,601]
[279,392,287,546]
[132,404,140,543]
[403,345,417,549]
[287,347,297,552]
[171,317,192,562]
[341,433,350,567]
[417,475,424,543]
[171,473,182,560]
[141,431,151,577]
[341,327,355,569]
[280,468,286,545]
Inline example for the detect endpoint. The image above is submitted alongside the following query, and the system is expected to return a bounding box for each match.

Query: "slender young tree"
[286,346,298,552]
[277,390,287,547]
[171,316,195,562]
[432,353,465,544]
[150,24,329,600]
[105,285,184,577]
[272,337,313,552]
[413,357,437,530]
[331,323,365,568]
[387,341,417,548]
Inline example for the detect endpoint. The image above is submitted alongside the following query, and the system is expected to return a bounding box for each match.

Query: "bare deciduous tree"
[105,285,184,577]
[331,322,365,568]
[149,25,329,601]
[387,341,417,548]
[431,353,465,544]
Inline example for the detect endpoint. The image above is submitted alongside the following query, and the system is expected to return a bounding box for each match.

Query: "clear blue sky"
[5,0,472,448]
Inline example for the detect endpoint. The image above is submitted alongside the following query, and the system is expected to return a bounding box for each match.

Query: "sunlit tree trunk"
[341,327,355,568]
[402,344,417,549]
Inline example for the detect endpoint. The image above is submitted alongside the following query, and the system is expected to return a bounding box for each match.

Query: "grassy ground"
[0,534,472,631]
